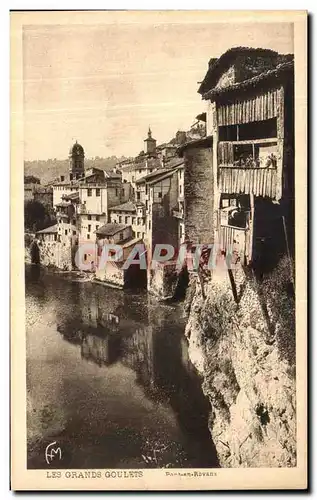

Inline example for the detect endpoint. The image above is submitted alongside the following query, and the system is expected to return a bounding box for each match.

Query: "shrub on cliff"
[200,290,237,343]
[260,256,295,369]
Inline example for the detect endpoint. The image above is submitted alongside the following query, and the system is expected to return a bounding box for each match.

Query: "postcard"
[11,10,307,490]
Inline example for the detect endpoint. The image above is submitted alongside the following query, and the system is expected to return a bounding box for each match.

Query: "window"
[88,224,91,232]
[73,219,76,225]
[65,230,68,235]
[137,232,141,238]
[119,216,122,223]
[96,215,100,221]
[139,169,142,174]
[96,225,99,230]
[88,215,92,221]
[218,118,277,142]
[73,230,76,236]
[54,234,57,241]
[148,220,151,229]
[158,191,162,199]
[88,188,92,197]
[179,185,182,195]
[119,232,124,241]
[96,188,100,197]
[132,217,136,225]
[87,234,90,240]
[84,254,87,261]
[115,188,118,197]
[136,191,141,200]
[125,216,129,224]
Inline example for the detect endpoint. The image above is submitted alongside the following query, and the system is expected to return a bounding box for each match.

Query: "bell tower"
[144,127,156,155]
[69,140,85,180]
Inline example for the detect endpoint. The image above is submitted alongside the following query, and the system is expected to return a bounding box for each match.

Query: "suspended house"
[198,47,294,272]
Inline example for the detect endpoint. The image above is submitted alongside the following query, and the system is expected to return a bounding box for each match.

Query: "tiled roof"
[135,168,174,185]
[95,223,130,237]
[109,201,136,213]
[62,191,79,200]
[36,224,58,234]
[177,136,213,156]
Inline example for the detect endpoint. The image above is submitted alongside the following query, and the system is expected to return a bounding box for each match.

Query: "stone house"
[109,201,146,240]
[94,223,144,288]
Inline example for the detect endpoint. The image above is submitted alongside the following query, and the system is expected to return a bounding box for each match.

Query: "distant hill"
[24,156,129,185]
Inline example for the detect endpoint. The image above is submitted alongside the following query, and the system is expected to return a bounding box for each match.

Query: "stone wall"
[183,145,214,246]
[95,260,125,288]
[36,239,73,270]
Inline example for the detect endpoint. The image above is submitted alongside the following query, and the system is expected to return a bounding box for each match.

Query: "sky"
[22,19,294,160]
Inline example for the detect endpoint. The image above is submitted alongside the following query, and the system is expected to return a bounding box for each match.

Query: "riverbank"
[184,256,296,468]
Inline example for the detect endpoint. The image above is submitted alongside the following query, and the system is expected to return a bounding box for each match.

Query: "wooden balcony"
[219,224,251,263]
[172,209,184,219]
[219,166,277,198]
[218,138,280,199]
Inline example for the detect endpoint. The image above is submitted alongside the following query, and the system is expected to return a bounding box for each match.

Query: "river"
[25,264,218,469]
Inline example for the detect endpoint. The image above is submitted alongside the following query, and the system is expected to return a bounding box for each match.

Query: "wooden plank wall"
[217,88,280,126]
[219,225,247,261]
[219,167,277,198]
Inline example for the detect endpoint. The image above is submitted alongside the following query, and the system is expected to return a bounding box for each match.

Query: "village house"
[94,223,144,288]
[109,201,146,240]
[35,223,76,270]
[177,46,294,285]
[52,143,131,248]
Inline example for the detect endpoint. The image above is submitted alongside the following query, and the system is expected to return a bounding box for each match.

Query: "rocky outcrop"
[184,257,296,468]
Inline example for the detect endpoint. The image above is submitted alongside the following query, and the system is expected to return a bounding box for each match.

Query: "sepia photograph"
[10,10,307,490]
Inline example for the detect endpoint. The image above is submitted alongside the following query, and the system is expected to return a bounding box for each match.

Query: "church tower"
[69,141,85,180]
[144,127,156,155]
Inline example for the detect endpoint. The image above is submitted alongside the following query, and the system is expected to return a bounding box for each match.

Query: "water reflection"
[26,265,218,469]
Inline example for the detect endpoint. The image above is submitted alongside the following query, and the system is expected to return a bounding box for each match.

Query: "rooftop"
[198,46,281,95]
[62,191,79,200]
[36,224,58,234]
[121,237,143,249]
[177,136,213,156]
[135,168,174,185]
[202,60,294,100]
[109,201,136,213]
[55,201,71,207]
[95,223,131,237]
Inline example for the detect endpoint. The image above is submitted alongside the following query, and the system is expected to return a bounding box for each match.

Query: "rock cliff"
[184,256,296,468]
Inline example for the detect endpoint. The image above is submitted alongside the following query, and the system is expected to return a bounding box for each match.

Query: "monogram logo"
[45,441,62,465]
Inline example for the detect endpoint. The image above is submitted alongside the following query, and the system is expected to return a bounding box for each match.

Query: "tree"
[24,200,56,232]
[24,175,40,185]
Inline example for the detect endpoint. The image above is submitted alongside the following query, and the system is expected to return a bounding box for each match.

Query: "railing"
[172,210,184,219]
[219,166,278,199]
[219,224,249,262]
